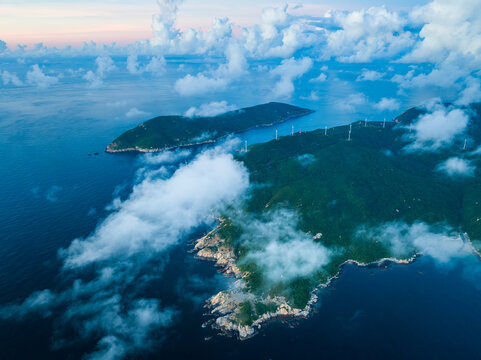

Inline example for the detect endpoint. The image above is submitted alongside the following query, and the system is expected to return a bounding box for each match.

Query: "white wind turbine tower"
[276,129,278,140]
[245,140,248,152]
[463,138,468,150]
[325,126,328,136]
[365,118,368,127]
[348,124,352,141]
[292,125,294,136]
[383,118,386,128]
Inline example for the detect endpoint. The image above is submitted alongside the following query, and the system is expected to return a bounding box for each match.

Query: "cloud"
[241,5,317,58]
[323,6,415,62]
[26,65,59,88]
[150,0,232,55]
[0,40,6,53]
[1,70,23,86]
[185,101,237,118]
[358,221,472,263]
[456,77,481,106]
[374,97,401,111]
[240,209,332,283]
[308,72,327,83]
[392,58,469,89]
[336,92,368,112]
[436,157,475,177]
[127,55,166,76]
[403,104,469,151]
[356,69,385,82]
[270,57,313,98]
[83,56,116,88]
[403,0,481,66]
[0,143,249,359]
[296,154,316,166]
[126,108,148,118]
[174,44,247,96]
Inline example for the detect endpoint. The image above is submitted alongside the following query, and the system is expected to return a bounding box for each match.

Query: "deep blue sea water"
[0,61,480,359]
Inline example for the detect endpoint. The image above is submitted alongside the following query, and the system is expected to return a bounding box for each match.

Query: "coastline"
[193,226,421,341]
[105,110,315,154]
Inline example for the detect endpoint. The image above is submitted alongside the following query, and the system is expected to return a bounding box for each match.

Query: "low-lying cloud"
[0,141,249,359]
[358,221,472,263]
[239,209,332,283]
[403,104,469,152]
[185,101,237,118]
[436,157,475,177]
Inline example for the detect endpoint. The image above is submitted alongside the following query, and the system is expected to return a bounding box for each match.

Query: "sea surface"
[0,61,480,359]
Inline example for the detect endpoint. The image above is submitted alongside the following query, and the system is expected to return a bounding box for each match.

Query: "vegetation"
[107,102,314,151]
[219,104,481,309]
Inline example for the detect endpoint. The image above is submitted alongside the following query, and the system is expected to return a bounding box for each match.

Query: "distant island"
[195,103,481,339]
[106,102,314,153]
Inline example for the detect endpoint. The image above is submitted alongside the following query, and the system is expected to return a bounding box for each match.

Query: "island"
[195,103,481,339]
[106,102,314,153]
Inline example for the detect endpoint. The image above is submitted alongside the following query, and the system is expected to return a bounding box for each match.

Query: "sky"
[1,0,430,47]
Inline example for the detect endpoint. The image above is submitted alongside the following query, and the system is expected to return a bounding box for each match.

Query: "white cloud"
[392,58,469,89]
[270,57,313,98]
[404,0,481,66]
[324,6,415,62]
[374,97,401,111]
[403,105,469,151]
[26,65,59,88]
[241,209,332,283]
[356,69,385,82]
[436,157,475,177]
[242,5,317,59]
[127,55,166,75]
[359,222,472,263]
[1,70,23,86]
[296,154,316,166]
[309,72,327,83]
[174,44,247,96]
[83,56,116,87]
[126,108,148,118]
[336,92,368,112]
[456,77,481,106]
[185,101,237,118]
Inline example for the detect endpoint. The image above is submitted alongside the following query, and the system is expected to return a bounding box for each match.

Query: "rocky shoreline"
[193,227,421,340]
[105,140,217,154]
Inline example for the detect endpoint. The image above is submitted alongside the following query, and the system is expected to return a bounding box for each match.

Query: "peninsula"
[106,102,314,153]
[196,103,481,339]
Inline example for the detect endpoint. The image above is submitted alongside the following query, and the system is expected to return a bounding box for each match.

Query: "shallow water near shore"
[1,73,481,359]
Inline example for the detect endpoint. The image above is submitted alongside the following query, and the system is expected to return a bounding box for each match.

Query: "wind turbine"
[348,124,352,141]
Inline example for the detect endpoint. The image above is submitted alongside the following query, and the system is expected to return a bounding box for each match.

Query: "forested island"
[106,102,314,152]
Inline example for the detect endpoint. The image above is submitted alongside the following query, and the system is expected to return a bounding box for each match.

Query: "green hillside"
[106,102,314,152]
[213,104,481,315]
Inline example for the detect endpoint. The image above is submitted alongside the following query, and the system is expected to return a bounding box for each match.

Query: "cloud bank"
[0,142,249,359]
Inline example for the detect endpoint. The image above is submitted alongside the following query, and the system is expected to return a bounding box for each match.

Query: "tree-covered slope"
[213,104,481,313]
[106,102,314,152]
